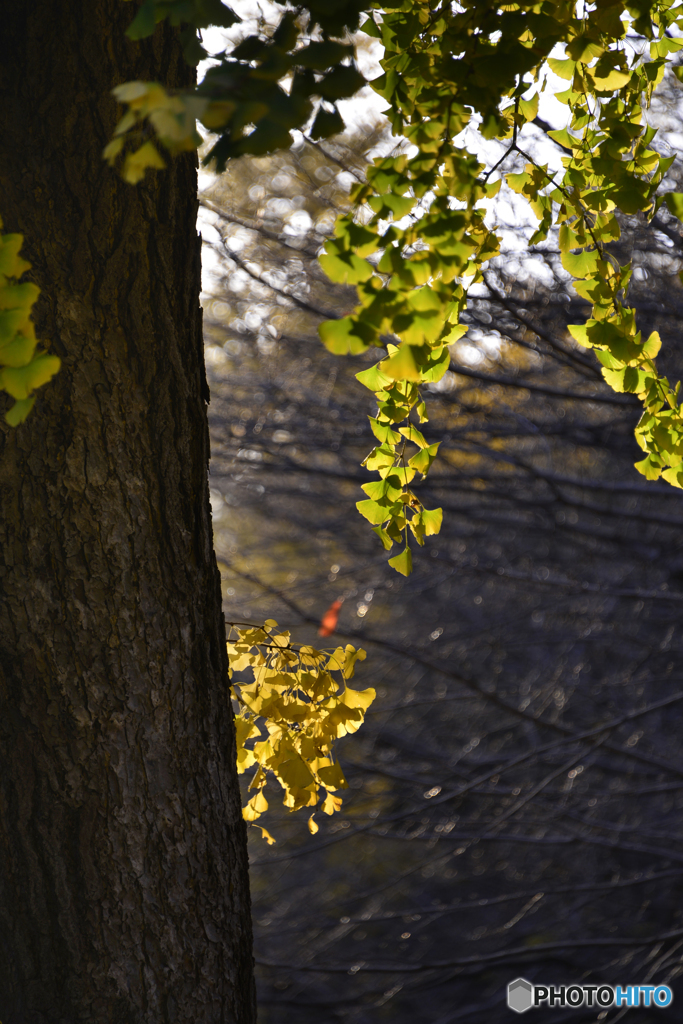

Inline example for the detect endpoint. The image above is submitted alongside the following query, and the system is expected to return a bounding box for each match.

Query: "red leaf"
[319,598,342,637]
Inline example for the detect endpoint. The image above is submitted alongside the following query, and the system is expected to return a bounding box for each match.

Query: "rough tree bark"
[0,3,256,1022]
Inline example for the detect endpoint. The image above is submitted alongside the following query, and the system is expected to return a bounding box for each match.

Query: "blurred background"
[198,74,683,1022]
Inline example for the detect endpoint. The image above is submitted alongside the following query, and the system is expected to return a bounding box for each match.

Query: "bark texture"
[0,3,256,1022]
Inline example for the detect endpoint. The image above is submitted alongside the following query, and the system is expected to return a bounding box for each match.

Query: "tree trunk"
[0,3,255,1022]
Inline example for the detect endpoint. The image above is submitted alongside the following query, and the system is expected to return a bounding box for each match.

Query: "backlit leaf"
[388,546,413,576]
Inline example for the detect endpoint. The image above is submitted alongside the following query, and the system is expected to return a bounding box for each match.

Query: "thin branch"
[256,926,683,973]
[448,362,638,407]
[482,271,600,376]
[341,868,683,922]
[210,238,342,321]
[199,195,320,257]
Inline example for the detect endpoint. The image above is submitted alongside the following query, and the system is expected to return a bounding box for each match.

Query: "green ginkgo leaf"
[388,546,413,576]
[356,499,395,525]
[560,249,600,279]
[319,316,373,354]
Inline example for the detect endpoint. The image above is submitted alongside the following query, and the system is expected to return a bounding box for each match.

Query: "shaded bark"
[0,3,255,1022]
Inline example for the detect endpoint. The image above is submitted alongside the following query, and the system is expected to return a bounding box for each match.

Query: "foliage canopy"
[9,0,683,563]
[102,0,683,575]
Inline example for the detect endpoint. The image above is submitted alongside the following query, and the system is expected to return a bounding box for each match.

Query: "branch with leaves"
[318,0,683,574]
[14,0,683,574]
[228,620,374,841]
[106,0,368,181]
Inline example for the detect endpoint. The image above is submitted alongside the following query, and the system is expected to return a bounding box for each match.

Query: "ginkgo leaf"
[274,756,315,790]
[355,364,393,392]
[399,424,428,448]
[318,761,349,790]
[661,461,683,487]
[362,444,397,472]
[5,396,35,426]
[122,141,166,185]
[362,478,402,502]
[368,417,401,443]
[332,645,367,679]
[319,316,373,354]
[237,747,257,773]
[380,344,422,382]
[444,323,469,344]
[243,791,268,821]
[665,193,683,221]
[0,235,31,279]
[356,499,393,525]
[635,455,664,480]
[560,249,600,279]
[547,128,576,151]
[567,324,590,347]
[0,281,40,312]
[371,525,394,550]
[518,93,539,121]
[235,715,260,748]
[322,792,343,815]
[0,333,38,368]
[421,507,443,536]
[388,546,412,576]
[506,170,532,194]
[409,443,440,475]
[547,57,576,80]
[1,355,61,400]
[601,366,626,391]
[255,825,276,845]
[642,331,661,359]
[590,67,631,92]
[342,686,375,711]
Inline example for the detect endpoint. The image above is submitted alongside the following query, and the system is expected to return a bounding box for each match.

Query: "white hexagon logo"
[508,977,533,1013]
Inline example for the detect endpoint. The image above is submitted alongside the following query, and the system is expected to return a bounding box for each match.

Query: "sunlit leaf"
[388,546,412,576]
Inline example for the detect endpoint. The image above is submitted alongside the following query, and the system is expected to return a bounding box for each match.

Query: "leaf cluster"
[104,0,683,573]
[228,621,374,841]
[108,0,368,178]
[317,0,683,572]
[0,221,60,426]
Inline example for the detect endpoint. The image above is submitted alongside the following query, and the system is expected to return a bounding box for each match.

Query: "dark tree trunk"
[0,3,255,1022]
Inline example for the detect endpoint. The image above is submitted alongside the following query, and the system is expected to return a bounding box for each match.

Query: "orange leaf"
[319,598,342,637]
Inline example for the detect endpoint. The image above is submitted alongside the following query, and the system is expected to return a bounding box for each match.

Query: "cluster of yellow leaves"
[103,82,206,184]
[228,621,374,843]
[0,219,60,426]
